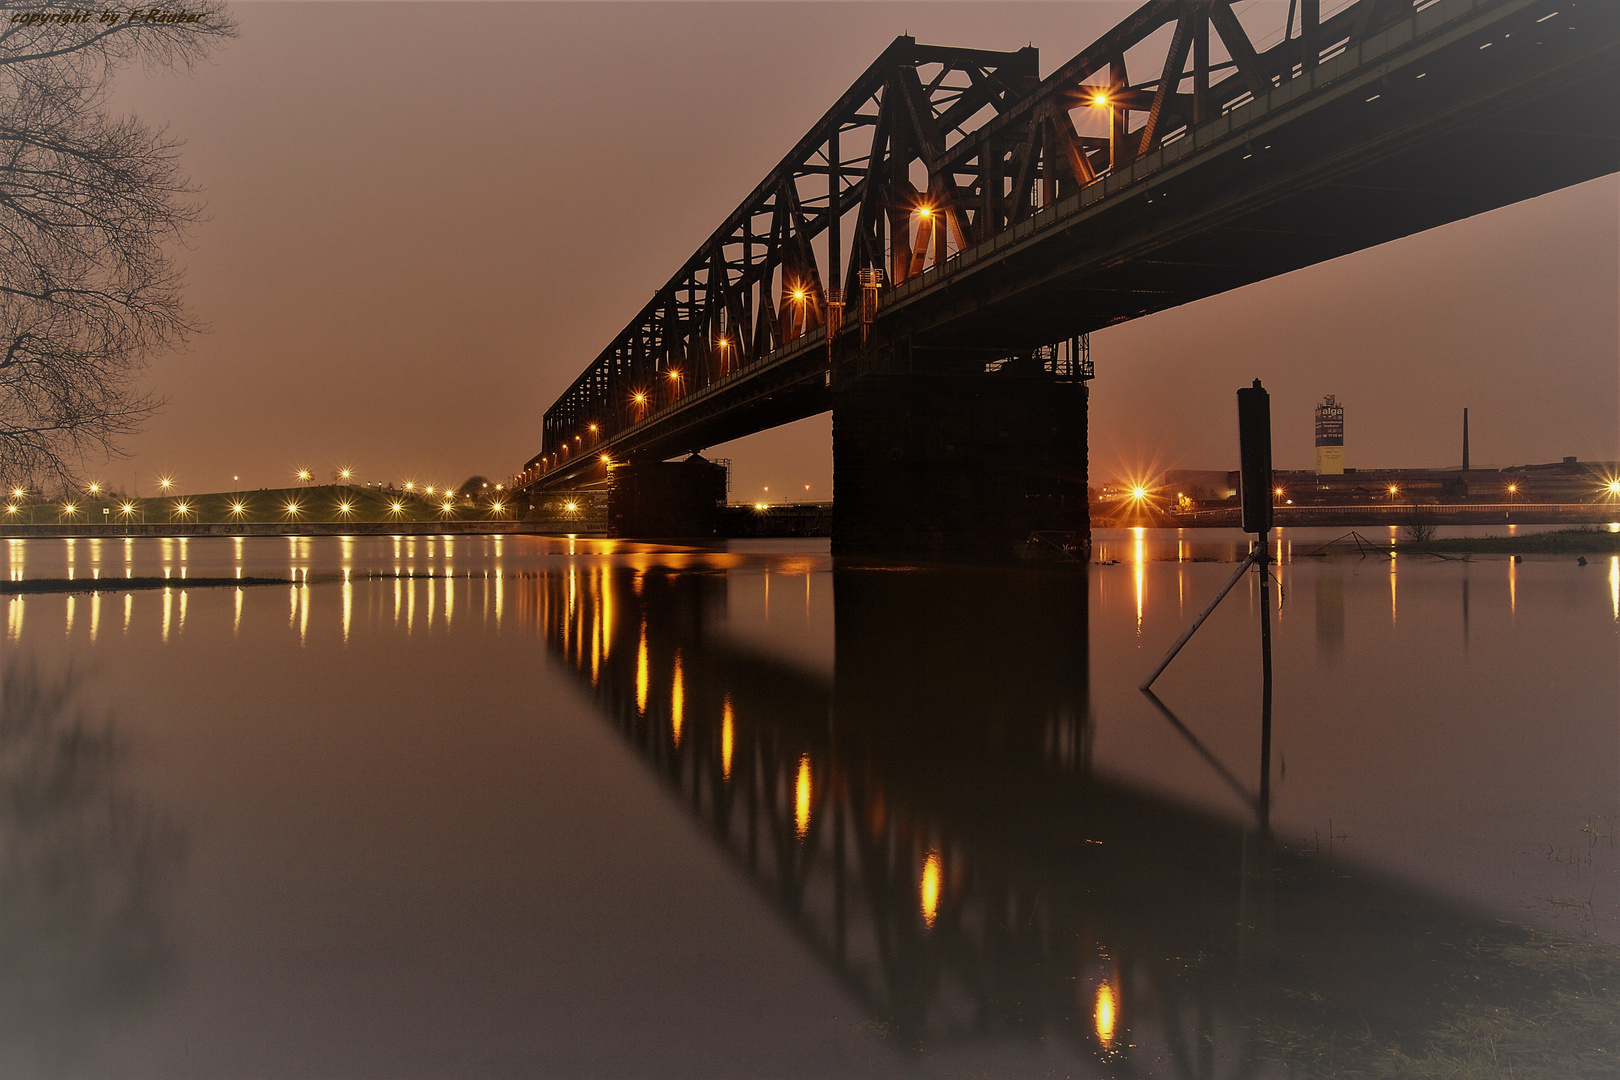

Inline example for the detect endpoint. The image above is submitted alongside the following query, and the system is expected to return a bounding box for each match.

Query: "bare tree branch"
[0,1,234,489]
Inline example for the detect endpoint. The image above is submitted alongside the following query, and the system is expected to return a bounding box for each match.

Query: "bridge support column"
[608,456,729,539]
[832,376,1089,560]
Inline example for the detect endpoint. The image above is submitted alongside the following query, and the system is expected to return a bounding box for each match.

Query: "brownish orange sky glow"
[106,1,1617,500]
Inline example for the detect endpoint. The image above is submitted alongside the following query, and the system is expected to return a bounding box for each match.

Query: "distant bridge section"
[520,0,1620,556]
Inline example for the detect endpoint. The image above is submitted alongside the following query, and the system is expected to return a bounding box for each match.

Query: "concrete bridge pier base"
[831,376,1090,560]
[608,456,729,539]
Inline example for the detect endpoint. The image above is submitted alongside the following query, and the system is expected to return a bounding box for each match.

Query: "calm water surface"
[2,528,1617,1078]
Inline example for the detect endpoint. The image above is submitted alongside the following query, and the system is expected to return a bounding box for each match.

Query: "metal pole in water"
[1257,534,1273,833]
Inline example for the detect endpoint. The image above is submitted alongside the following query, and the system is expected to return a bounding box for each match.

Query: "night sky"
[105,1,1618,501]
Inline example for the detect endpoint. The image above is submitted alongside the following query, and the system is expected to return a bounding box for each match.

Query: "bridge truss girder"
[525,0,1619,492]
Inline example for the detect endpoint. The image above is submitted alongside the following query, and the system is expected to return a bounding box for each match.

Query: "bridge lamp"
[915,205,933,220]
[667,368,682,380]
[600,454,612,465]
[633,392,648,404]
[1090,92,1109,108]
[588,423,598,433]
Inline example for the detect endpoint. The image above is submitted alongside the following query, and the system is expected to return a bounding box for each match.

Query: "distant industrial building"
[1314,395,1344,475]
[1163,456,1619,510]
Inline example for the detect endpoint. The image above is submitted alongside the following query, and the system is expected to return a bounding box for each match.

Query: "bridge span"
[517,0,1620,557]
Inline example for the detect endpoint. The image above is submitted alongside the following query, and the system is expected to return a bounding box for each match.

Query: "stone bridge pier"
[831,372,1090,560]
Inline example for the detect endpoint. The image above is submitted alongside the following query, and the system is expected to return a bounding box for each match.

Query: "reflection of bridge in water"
[522,561,1573,1074]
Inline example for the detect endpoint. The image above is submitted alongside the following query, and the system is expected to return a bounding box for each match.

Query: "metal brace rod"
[1139,547,1261,691]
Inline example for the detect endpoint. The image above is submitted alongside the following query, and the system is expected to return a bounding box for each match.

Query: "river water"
[1,528,1616,1078]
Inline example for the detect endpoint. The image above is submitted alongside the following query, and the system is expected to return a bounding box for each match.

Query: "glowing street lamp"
[118,502,136,519]
[87,482,102,496]
[297,469,312,484]
[228,501,248,519]
[283,500,303,519]
[405,481,416,492]
[157,476,175,493]
[388,500,406,517]
[336,500,355,517]
[61,501,79,518]
[171,500,193,520]
[338,468,353,482]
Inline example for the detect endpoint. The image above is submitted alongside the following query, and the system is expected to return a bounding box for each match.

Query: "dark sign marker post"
[1141,380,1277,795]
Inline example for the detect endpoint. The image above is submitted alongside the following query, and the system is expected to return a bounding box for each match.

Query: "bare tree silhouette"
[0,3,235,487]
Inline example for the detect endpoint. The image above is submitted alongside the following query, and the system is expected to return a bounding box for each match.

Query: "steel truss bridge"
[518,0,1619,499]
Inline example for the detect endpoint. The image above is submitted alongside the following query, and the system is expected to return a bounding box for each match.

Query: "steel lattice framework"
[525,0,1619,488]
